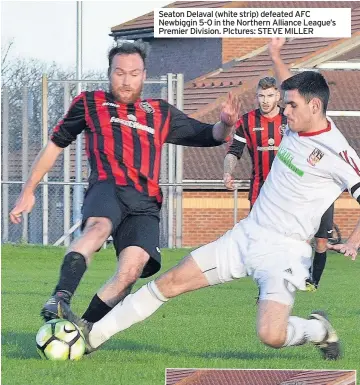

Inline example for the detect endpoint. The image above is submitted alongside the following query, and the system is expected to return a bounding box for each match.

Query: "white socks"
[284,316,327,347]
[89,281,168,348]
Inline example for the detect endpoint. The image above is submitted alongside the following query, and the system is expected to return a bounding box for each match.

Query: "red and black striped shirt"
[51,90,222,203]
[227,107,287,205]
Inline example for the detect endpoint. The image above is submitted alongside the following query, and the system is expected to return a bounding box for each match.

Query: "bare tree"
[1,46,107,153]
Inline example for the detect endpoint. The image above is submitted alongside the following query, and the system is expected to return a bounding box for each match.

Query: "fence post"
[2,88,9,242]
[42,74,49,245]
[22,87,29,242]
[74,13,84,237]
[175,74,184,248]
[160,78,169,248]
[63,82,71,246]
[233,187,238,226]
[167,73,174,248]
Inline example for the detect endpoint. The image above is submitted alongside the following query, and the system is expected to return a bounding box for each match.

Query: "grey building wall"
[144,38,222,82]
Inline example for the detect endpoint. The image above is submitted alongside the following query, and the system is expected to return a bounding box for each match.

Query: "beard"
[111,85,143,104]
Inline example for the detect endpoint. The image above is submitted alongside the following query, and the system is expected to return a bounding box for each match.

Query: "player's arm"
[166,93,240,147]
[327,147,360,260]
[9,93,87,224]
[268,38,292,84]
[223,119,247,190]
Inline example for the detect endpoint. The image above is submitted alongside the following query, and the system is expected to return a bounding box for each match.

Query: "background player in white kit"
[59,38,360,360]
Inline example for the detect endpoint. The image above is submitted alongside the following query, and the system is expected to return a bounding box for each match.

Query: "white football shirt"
[249,119,360,241]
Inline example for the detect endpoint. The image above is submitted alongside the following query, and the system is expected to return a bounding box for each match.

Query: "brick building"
[111,1,360,247]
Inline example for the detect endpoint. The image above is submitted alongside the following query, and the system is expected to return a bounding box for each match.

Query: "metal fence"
[3,71,358,249]
[1,74,186,248]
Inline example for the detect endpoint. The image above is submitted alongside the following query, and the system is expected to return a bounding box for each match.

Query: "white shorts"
[191,217,312,306]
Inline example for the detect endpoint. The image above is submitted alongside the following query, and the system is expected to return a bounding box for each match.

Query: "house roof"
[165,370,355,385]
[332,45,360,61]
[282,370,356,385]
[111,2,231,34]
[167,370,197,385]
[184,35,360,116]
[111,1,360,35]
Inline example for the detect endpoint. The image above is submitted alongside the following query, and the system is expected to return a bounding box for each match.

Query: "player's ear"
[107,67,111,80]
[310,98,321,114]
[276,90,281,102]
[142,69,147,82]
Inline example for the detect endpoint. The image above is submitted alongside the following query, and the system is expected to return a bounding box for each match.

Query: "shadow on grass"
[2,332,309,362]
[95,338,308,361]
[2,331,39,359]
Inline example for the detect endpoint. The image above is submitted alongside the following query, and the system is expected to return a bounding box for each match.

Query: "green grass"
[2,244,359,385]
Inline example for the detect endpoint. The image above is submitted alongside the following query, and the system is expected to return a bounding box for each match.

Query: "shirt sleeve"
[50,92,87,148]
[166,104,223,147]
[332,146,360,203]
[227,118,247,159]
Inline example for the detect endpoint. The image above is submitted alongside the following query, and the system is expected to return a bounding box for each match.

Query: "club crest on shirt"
[307,148,324,166]
[139,101,155,114]
[278,124,287,136]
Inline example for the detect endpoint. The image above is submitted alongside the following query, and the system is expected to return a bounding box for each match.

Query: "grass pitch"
[2,244,359,385]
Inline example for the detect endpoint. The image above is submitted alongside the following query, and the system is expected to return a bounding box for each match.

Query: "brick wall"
[182,190,359,247]
[222,38,268,63]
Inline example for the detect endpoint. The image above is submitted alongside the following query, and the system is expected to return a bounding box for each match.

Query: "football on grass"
[36,319,85,360]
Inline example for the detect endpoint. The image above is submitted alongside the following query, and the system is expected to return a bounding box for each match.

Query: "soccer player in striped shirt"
[9,41,240,324]
[223,77,335,290]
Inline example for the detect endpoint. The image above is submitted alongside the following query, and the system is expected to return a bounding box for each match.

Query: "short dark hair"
[281,71,330,114]
[257,76,277,90]
[108,40,149,68]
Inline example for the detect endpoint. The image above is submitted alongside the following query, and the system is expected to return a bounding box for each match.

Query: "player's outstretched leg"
[59,254,210,353]
[309,310,340,360]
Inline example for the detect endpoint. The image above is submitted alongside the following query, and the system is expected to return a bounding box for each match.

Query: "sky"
[1,0,171,73]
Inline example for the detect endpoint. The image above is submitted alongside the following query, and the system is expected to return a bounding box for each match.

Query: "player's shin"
[89,281,168,348]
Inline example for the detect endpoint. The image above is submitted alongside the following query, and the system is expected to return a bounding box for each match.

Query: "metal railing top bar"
[46,78,168,84]
[1,180,250,188]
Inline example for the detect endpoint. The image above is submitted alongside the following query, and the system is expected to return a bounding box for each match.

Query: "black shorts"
[314,203,335,239]
[81,180,161,278]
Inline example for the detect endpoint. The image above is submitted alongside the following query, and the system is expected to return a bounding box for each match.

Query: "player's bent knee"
[258,326,286,348]
[315,238,328,253]
[116,247,151,285]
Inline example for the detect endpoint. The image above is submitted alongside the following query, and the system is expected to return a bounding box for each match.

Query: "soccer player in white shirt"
[59,39,360,360]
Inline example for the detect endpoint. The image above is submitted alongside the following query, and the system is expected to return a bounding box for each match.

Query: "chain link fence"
[1,74,184,248]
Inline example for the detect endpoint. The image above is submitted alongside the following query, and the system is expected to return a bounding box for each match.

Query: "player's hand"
[220,92,241,127]
[9,190,35,224]
[327,242,358,261]
[268,38,286,59]
[223,173,235,190]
